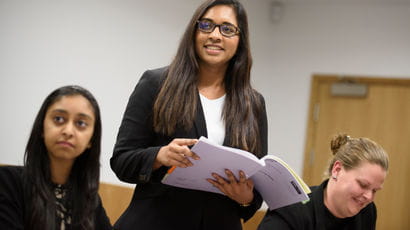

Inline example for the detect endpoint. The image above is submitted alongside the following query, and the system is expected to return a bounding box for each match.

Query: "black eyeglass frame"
[196,20,240,37]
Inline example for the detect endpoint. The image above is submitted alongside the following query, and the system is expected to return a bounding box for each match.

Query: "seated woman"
[0,85,112,230]
[257,134,389,230]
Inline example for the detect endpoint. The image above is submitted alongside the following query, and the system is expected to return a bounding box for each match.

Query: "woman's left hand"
[207,169,254,206]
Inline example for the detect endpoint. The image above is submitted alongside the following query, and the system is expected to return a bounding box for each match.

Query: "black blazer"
[110,67,268,230]
[257,180,377,230]
[0,166,112,230]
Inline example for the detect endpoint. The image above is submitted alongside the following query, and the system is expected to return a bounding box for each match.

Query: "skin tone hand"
[153,138,200,170]
[207,169,254,206]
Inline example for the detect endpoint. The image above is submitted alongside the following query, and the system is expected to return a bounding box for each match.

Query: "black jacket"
[0,166,111,230]
[110,67,268,230]
[257,180,377,230]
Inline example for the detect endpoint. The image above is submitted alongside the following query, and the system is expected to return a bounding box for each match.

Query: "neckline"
[199,93,226,101]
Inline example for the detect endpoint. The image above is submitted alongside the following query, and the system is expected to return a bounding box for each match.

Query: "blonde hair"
[326,134,389,178]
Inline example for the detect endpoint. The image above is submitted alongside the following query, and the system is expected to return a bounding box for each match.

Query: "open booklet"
[162,136,311,210]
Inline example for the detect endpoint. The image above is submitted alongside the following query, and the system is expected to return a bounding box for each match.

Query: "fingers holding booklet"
[154,138,199,169]
[161,136,311,210]
[207,169,255,206]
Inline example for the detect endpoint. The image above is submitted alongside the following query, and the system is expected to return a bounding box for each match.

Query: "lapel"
[193,95,208,139]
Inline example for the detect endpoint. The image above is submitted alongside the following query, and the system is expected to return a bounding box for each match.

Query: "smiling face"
[195,5,240,69]
[43,95,95,166]
[327,161,387,218]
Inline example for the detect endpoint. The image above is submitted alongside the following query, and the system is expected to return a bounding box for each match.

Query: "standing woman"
[110,0,267,229]
[0,86,111,230]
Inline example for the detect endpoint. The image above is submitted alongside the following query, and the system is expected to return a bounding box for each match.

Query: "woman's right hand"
[153,138,199,169]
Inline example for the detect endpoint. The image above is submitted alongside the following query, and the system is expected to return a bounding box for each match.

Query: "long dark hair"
[23,85,102,230]
[153,0,264,156]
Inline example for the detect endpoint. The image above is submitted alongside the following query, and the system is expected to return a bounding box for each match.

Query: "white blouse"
[199,93,226,145]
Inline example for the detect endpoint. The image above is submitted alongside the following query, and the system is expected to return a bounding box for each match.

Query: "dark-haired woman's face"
[43,95,95,166]
[195,5,239,69]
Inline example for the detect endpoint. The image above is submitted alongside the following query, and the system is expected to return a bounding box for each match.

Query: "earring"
[332,175,337,180]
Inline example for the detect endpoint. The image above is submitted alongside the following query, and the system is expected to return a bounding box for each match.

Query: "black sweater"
[257,180,377,230]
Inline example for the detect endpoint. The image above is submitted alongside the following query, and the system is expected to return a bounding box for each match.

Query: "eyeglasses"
[197,19,240,37]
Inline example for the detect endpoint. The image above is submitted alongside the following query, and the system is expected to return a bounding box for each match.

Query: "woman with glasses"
[0,86,111,230]
[257,134,389,230]
[110,0,267,229]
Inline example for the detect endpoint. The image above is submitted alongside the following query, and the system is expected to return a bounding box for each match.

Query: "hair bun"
[330,134,349,155]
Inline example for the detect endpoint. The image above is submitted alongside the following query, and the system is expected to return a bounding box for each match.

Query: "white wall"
[0,0,200,186]
[1,0,410,187]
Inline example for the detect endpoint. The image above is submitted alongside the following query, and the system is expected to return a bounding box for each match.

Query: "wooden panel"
[98,182,134,225]
[98,182,266,228]
[242,210,265,230]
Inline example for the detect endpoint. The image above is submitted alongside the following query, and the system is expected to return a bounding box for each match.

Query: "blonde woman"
[258,134,388,230]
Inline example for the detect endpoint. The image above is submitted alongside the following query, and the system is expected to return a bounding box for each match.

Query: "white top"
[199,93,226,145]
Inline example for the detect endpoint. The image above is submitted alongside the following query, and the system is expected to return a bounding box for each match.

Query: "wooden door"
[302,75,410,229]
